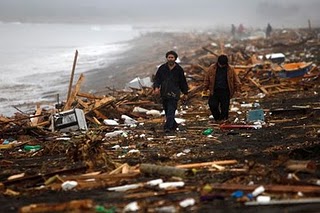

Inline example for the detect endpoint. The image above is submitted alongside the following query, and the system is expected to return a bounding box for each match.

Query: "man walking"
[203,54,241,123]
[153,50,188,133]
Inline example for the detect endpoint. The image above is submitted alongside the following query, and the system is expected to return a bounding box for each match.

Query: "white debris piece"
[146,109,161,117]
[61,181,78,191]
[124,201,140,212]
[133,106,149,113]
[252,185,265,197]
[147,179,163,186]
[103,119,119,126]
[121,114,137,125]
[159,181,185,189]
[179,198,196,208]
[105,130,124,137]
[175,118,186,124]
[108,183,142,192]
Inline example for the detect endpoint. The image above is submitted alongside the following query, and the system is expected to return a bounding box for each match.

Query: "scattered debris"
[0,27,320,212]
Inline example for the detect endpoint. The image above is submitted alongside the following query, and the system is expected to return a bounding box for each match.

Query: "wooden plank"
[93,110,108,120]
[66,50,78,101]
[248,77,269,95]
[77,92,104,100]
[175,160,237,169]
[30,104,42,126]
[76,98,89,109]
[90,96,115,111]
[64,74,85,111]
[119,100,153,106]
[93,117,102,125]
[285,160,317,173]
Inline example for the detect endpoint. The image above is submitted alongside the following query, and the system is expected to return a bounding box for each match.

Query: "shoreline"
[2,31,203,117]
[81,31,210,95]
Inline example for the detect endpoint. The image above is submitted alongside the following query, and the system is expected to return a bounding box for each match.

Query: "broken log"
[140,163,188,178]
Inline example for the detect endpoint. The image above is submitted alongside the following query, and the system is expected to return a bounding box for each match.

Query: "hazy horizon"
[0,0,319,29]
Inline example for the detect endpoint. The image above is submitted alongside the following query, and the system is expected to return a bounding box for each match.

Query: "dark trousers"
[162,98,178,130]
[208,89,230,121]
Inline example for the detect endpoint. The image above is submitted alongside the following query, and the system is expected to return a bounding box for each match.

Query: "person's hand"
[153,87,160,95]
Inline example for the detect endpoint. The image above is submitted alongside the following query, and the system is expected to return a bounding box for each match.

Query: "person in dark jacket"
[153,50,188,133]
[203,54,241,123]
[266,23,272,38]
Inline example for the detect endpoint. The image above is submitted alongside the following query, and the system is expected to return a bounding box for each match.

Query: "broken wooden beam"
[248,77,269,95]
[64,73,85,111]
[285,160,317,173]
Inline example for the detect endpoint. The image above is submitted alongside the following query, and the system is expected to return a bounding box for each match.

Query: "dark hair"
[166,50,178,59]
[217,54,228,65]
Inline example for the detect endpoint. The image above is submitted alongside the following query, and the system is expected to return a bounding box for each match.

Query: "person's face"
[166,54,176,65]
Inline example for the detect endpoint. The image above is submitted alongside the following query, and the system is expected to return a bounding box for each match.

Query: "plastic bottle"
[202,128,213,135]
[24,145,41,152]
[252,185,265,197]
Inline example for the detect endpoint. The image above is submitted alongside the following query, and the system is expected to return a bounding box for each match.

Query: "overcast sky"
[0,0,319,28]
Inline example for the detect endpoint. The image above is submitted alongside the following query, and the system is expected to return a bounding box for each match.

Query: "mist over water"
[0,0,319,28]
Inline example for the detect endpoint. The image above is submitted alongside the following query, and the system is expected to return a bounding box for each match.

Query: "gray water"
[0,22,140,116]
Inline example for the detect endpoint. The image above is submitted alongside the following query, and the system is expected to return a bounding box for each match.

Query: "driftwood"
[140,163,188,178]
[19,199,93,213]
[285,160,317,173]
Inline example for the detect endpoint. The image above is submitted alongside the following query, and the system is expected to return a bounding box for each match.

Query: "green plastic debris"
[23,145,41,152]
[95,205,116,213]
[202,128,213,135]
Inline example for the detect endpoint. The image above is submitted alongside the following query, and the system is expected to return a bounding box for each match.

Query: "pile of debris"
[0,28,320,212]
